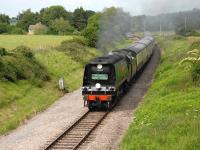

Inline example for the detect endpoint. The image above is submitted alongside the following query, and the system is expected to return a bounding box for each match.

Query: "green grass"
[0,35,73,50]
[0,81,60,133]
[120,36,200,150]
[35,48,99,91]
[0,35,100,134]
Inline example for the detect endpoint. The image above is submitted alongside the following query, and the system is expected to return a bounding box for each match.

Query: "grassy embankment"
[121,36,200,149]
[0,35,100,134]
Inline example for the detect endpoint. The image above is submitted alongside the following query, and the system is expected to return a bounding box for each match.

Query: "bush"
[189,40,200,50]
[14,45,34,58]
[189,30,200,36]
[0,47,8,56]
[0,47,50,83]
[56,38,95,64]
[173,35,186,40]
[69,36,88,46]
[191,64,200,82]
[57,40,87,62]
[9,26,24,34]
[180,49,200,84]
[0,23,8,34]
[73,30,81,36]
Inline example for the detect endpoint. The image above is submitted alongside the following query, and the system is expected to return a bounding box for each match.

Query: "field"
[0,35,73,50]
[120,36,200,149]
[0,35,101,134]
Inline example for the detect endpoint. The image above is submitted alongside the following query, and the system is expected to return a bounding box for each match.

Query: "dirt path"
[0,46,160,150]
[79,46,161,150]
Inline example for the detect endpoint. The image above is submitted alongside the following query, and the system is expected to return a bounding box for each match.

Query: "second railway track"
[44,110,109,150]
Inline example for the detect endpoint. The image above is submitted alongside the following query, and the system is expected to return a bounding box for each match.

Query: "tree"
[40,6,69,26]
[0,14,10,24]
[83,13,101,47]
[73,7,88,31]
[17,9,39,31]
[0,23,8,33]
[0,14,10,34]
[50,18,74,35]
[85,10,95,19]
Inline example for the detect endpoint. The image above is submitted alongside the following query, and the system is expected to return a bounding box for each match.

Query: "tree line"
[1,6,200,48]
[0,5,95,35]
[132,8,200,36]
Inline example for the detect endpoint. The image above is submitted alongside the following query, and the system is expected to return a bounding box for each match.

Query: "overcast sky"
[1,0,200,17]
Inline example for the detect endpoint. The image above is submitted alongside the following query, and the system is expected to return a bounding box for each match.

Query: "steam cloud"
[97,8,132,53]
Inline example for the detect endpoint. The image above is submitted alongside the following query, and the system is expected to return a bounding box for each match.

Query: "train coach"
[82,36,155,110]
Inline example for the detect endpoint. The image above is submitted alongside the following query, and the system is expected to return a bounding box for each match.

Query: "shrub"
[191,64,200,82]
[73,30,81,36]
[189,40,200,50]
[56,37,95,64]
[0,23,8,34]
[8,26,24,34]
[0,47,50,84]
[173,35,186,40]
[57,39,87,62]
[0,47,8,56]
[180,49,200,83]
[69,36,88,46]
[14,45,34,58]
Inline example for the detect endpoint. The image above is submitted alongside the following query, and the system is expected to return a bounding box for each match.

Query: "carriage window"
[92,74,108,80]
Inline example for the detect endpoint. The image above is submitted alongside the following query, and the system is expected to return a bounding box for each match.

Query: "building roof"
[29,22,47,31]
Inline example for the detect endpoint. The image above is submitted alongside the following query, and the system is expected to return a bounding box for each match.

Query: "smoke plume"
[97,7,132,53]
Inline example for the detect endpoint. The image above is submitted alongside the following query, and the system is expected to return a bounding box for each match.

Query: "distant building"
[28,22,47,35]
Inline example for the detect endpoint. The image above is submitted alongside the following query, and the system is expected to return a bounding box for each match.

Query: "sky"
[1,0,200,17]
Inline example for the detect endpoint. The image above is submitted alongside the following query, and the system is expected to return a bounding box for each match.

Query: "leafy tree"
[8,25,23,34]
[73,7,87,31]
[40,6,69,26]
[83,7,131,49]
[0,14,10,34]
[85,10,95,19]
[17,9,39,31]
[0,14,10,24]
[0,23,8,33]
[83,13,101,47]
[50,18,74,35]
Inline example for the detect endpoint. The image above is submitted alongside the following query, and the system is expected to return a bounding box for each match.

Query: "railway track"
[44,110,109,150]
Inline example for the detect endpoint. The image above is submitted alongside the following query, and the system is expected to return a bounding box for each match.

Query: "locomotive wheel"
[123,82,129,94]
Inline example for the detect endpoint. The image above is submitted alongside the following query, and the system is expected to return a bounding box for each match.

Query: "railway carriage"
[82,36,155,110]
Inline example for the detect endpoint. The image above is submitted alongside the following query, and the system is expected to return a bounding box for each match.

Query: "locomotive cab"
[82,63,117,110]
[82,53,129,110]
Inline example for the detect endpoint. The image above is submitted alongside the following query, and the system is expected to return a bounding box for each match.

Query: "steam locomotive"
[82,36,155,110]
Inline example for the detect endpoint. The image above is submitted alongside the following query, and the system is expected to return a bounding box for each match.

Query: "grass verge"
[120,36,200,150]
